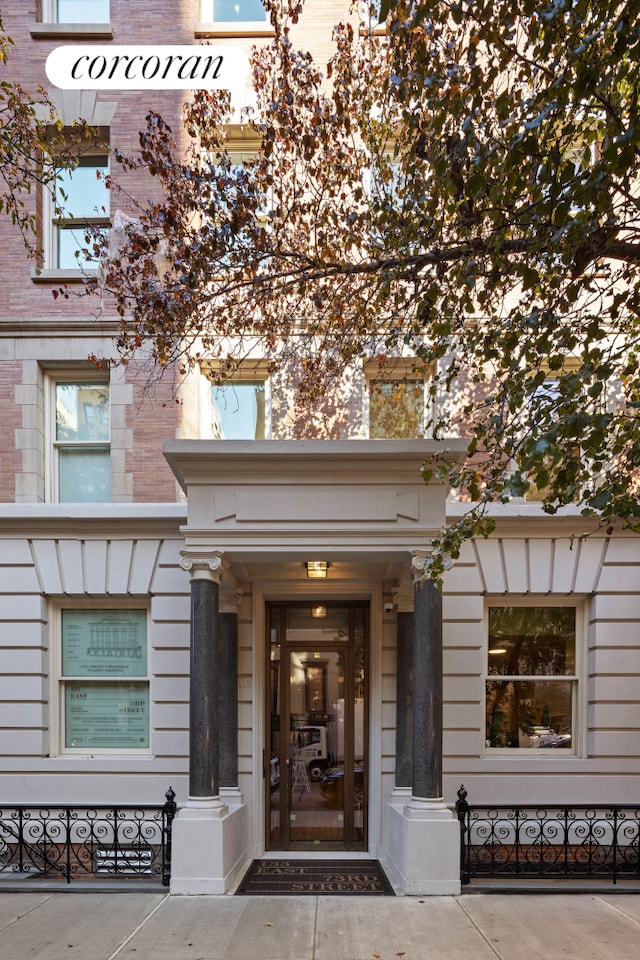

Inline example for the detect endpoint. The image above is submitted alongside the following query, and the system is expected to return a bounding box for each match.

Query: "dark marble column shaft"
[412,578,443,799]
[189,576,219,799]
[395,611,414,788]
[219,611,238,788]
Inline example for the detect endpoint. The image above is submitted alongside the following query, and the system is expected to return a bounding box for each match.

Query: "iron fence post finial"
[162,786,177,887]
[456,785,470,885]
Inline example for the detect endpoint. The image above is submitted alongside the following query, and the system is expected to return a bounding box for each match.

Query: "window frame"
[521,363,586,502]
[200,144,271,265]
[201,360,272,439]
[42,146,110,276]
[47,372,111,503]
[483,598,584,757]
[31,0,112,38]
[51,603,151,758]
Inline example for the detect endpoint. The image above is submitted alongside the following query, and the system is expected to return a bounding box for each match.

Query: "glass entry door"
[267,604,367,850]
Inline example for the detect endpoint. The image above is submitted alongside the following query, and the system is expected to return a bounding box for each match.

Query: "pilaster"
[219,588,242,793]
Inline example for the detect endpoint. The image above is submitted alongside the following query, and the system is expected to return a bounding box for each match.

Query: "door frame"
[251,582,384,859]
[265,601,369,851]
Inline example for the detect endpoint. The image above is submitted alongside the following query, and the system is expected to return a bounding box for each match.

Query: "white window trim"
[45,370,111,503]
[51,602,152,758]
[482,597,585,758]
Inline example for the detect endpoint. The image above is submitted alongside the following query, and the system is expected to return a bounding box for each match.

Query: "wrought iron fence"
[456,786,640,885]
[0,787,176,885]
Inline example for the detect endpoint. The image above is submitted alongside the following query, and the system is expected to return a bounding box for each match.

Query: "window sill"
[194,20,274,38]
[31,268,99,283]
[30,22,113,39]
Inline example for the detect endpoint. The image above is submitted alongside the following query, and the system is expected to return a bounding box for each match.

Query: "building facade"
[1,0,639,896]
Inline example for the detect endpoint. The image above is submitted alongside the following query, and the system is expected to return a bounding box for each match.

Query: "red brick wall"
[125,361,181,501]
[0,1,192,316]
[0,1,195,504]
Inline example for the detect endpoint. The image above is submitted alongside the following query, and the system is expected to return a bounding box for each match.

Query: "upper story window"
[522,372,583,502]
[211,380,267,439]
[55,0,110,22]
[201,0,268,24]
[53,379,110,502]
[361,0,384,28]
[33,0,111,31]
[485,604,578,752]
[202,360,271,439]
[48,150,110,272]
[365,360,432,438]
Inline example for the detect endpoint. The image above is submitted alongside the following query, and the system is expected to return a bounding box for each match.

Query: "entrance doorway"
[266,603,368,850]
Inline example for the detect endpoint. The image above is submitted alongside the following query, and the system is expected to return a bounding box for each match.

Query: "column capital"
[410,550,429,582]
[392,571,414,612]
[220,588,244,612]
[180,549,228,584]
[410,549,453,582]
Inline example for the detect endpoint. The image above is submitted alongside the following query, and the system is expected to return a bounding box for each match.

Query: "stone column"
[410,551,442,802]
[383,550,460,895]
[180,550,225,804]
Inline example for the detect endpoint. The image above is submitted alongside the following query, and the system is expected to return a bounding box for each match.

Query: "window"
[202,0,268,23]
[365,360,431,438]
[522,373,583,502]
[211,148,270,230]
[53,380,110,501]
[48,152,110,271]
[362,0,384,28]
[42,0,110,23]
[202,360,271,439]
[211,381,266,438]
[196,145,269,271]
[57,0,110,21]
[485,605,578,751]
[59,609,149,753]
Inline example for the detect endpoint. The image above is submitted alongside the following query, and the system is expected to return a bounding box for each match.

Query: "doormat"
[235,859,395,895]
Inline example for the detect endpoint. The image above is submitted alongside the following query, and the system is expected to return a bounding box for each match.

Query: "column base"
[383,799,461,895]
[170,799,248,895]
[388,786,412,807]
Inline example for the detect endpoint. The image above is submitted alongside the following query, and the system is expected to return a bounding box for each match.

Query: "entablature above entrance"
[163,439,466,557]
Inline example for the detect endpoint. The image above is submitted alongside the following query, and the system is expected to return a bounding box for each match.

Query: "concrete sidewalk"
[2,891,640,960]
